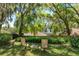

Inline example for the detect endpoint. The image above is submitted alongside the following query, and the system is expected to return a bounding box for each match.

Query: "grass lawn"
[0,42,79,56]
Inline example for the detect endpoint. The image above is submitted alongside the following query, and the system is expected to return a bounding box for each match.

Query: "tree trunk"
[19,12,24,35]
[18,4,26,46]
[64,4,71,35]
[52,4,71,35]
[64,21,71,35]
[0,25,2,33]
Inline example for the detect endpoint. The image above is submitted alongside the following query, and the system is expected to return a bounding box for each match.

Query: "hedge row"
[22,36,70,44]
[0,33,79,48]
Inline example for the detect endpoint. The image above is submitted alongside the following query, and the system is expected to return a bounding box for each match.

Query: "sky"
[9,13,16,27]
[2,13,16,28]
[2,7,53,28]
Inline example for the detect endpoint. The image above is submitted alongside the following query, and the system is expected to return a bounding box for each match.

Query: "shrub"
[15,36,70,44]
[26,36,41,43]
[24,36,69,44]
[0,33,12,46]
[70,36,79,48]
[48,37,68,44]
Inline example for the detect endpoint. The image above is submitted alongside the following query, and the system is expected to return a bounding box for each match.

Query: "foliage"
[0,3,79,48]
[0,3,79,35]
[0,33,12,46]
[70,36,79,48]
[16,36,70,44]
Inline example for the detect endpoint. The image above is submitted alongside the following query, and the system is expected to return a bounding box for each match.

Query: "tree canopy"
[0,3,79,36]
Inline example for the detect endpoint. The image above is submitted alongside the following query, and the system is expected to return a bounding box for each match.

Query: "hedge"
[0,33,12,46]
[1,33,79,48]
[23,36,70,44]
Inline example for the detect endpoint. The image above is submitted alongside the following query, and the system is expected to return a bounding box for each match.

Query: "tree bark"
[52,4,71,35]
[19,12,24,35]
[0,25,2,33]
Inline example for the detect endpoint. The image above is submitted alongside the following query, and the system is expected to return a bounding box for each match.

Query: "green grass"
[0,42,79,56]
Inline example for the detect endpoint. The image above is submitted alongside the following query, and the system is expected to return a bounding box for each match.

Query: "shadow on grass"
[47,44,79,56]
[0,43,79,56]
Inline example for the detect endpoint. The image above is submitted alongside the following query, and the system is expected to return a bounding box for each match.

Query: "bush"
[48,37,69,44]
[70,36,79,48]
[0,33,12,46]
[24,36,69,44]
[26,36,41,43]
[15,36,70,44]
